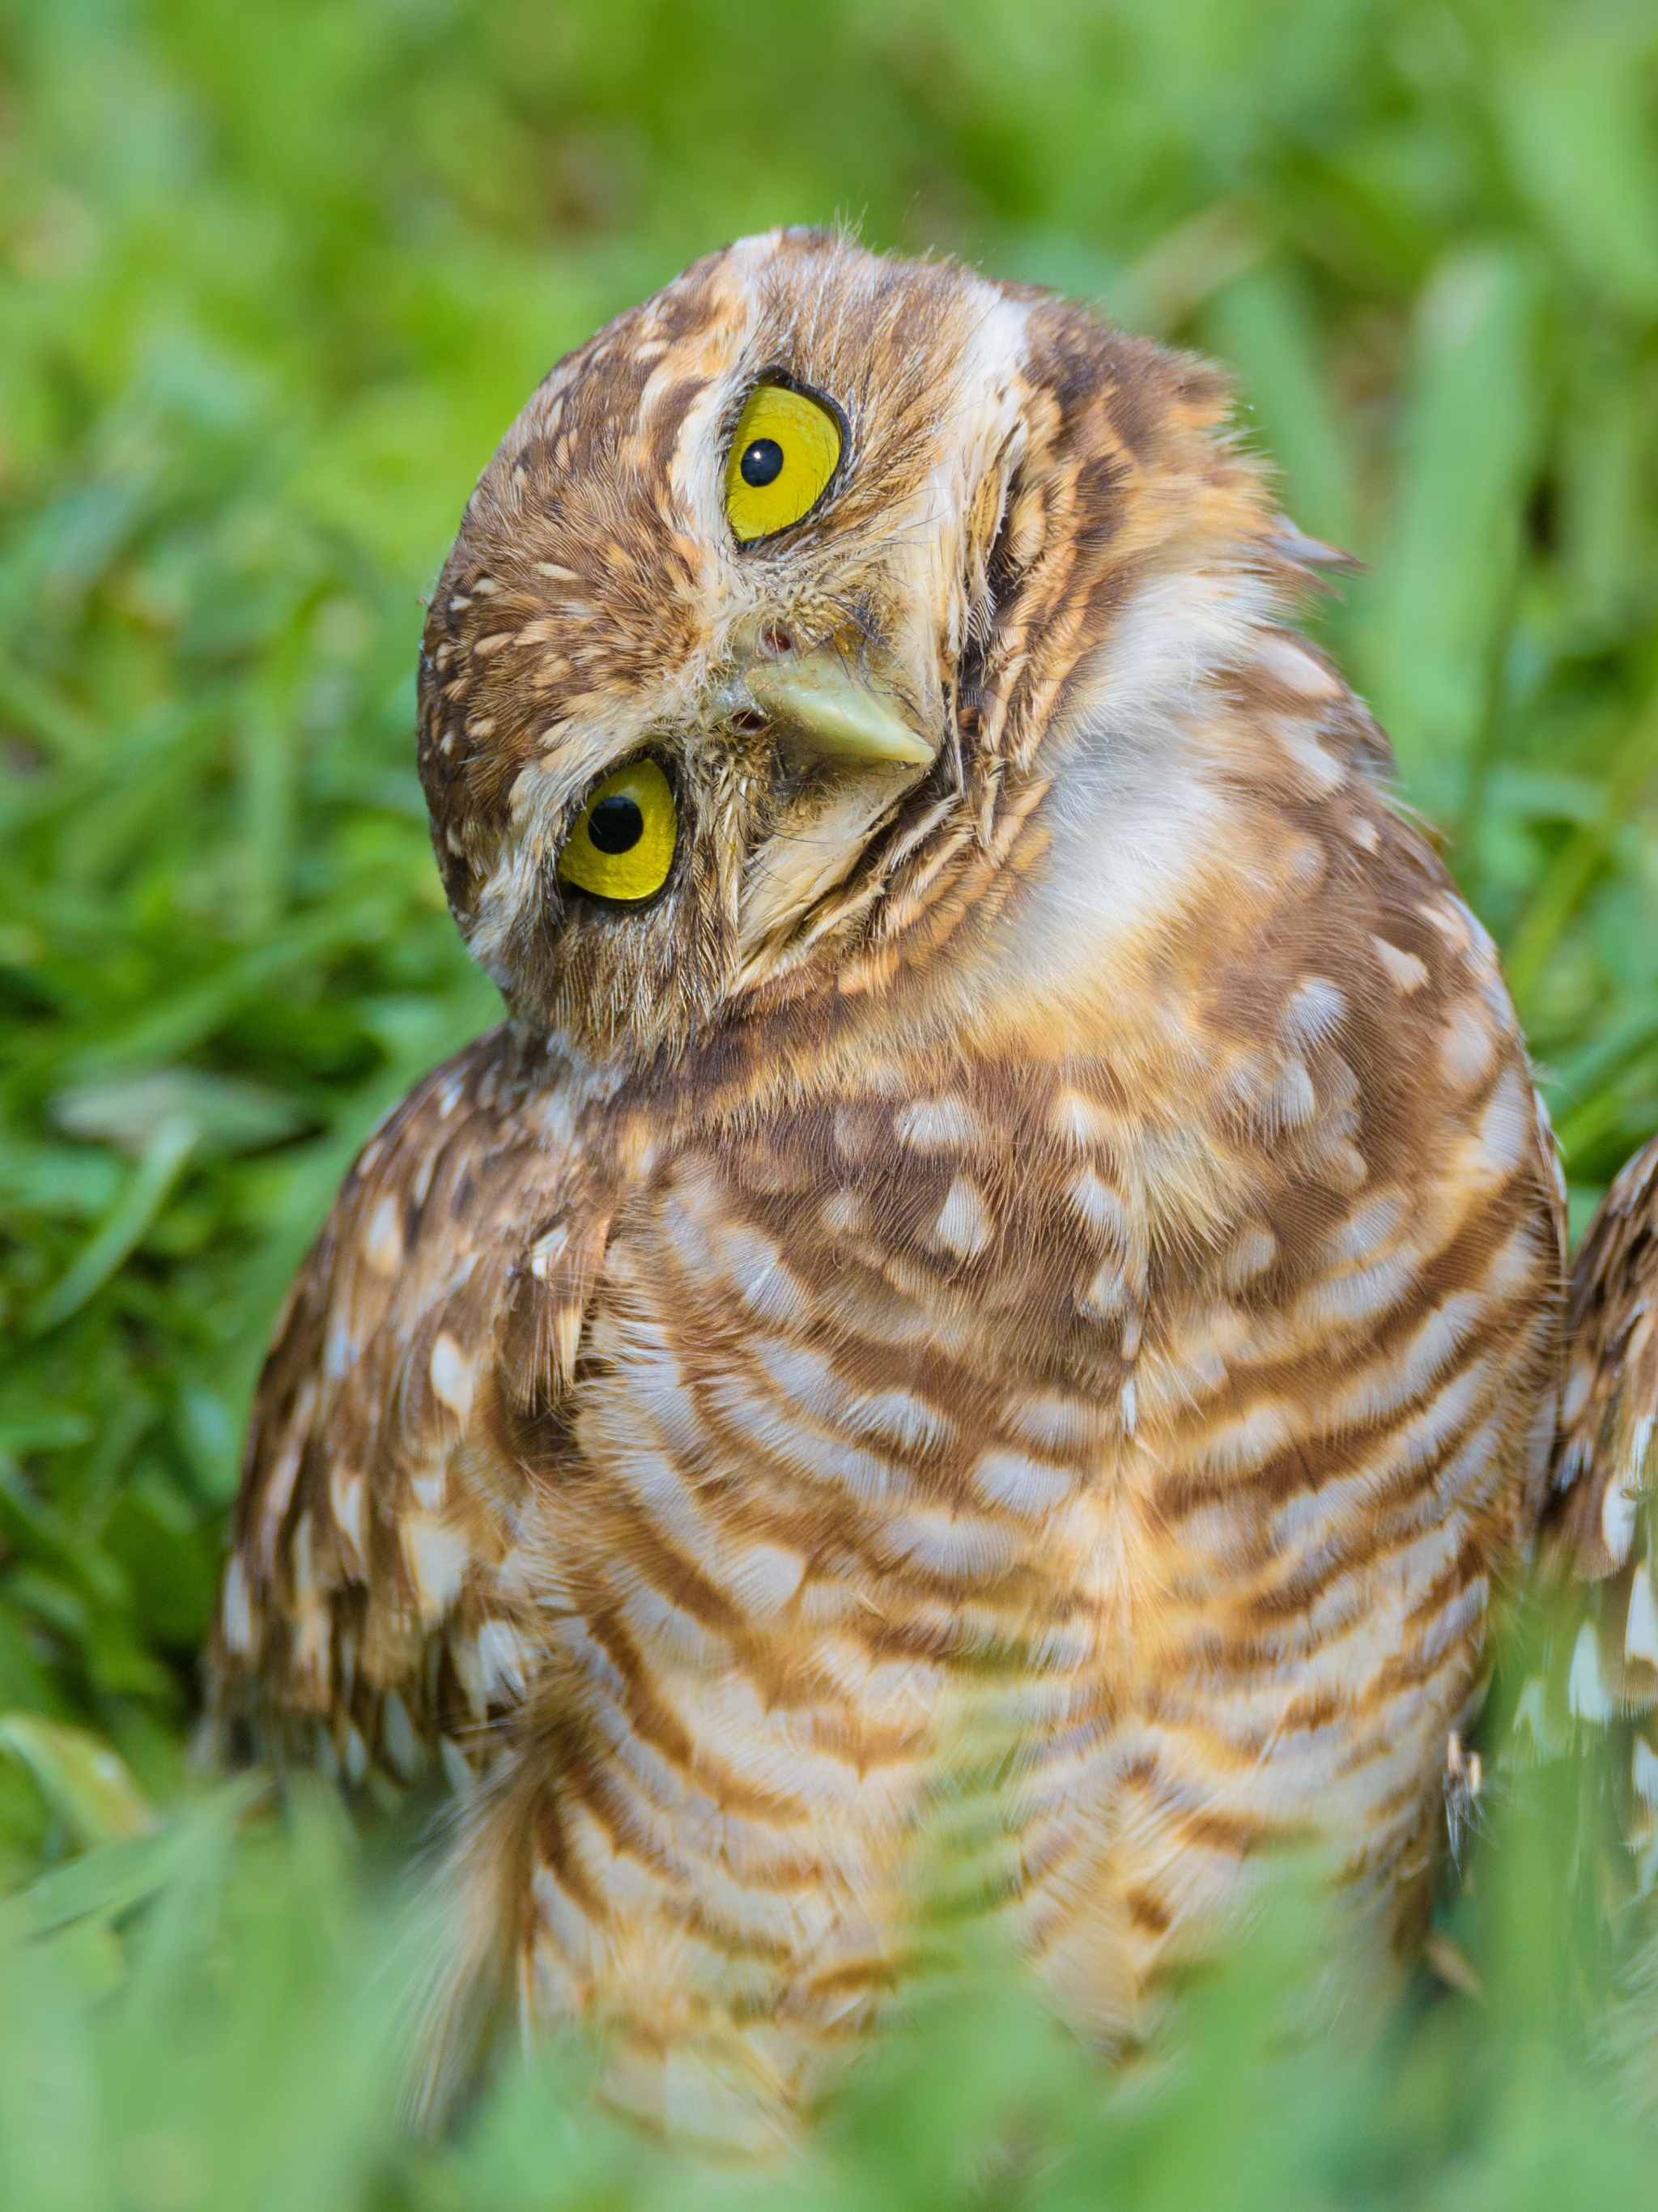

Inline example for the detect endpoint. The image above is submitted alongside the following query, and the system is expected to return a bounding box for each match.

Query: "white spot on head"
[1635,1737,1658,1804]
[429,1332,475,1422]
[1371,935,1428,994]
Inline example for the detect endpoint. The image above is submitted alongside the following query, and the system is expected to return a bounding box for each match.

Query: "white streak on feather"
[220,1551,253,1655]
[933,1176,989,1258]
[1371,936,1428,994]
[430,1333,475,1422]
[402,1512,470,1622]
[1568,1622,1612,1723]
[364,1195,402,1276]
[1627,1564,1658,1669]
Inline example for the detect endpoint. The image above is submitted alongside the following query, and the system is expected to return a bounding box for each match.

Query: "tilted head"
[418,228,1311,1066]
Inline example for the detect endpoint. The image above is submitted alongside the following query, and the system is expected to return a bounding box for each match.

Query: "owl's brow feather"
[757,816,908,853]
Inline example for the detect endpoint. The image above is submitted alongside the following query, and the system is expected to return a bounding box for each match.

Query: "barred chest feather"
[449,818,1561,2125]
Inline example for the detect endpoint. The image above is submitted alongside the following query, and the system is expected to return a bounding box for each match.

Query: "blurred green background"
[2,0,1658,2200]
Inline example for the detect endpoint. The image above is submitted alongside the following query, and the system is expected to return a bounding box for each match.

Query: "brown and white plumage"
[211,230,1571,2140]
[1532,1138,1658,1904]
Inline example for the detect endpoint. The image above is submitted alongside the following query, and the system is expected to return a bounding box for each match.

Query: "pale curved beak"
[742,645,937,768]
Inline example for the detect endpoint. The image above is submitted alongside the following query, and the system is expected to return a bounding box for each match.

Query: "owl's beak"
[738,640,936,768]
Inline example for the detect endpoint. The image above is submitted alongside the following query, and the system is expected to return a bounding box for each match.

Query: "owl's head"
[419,229,1311,1067]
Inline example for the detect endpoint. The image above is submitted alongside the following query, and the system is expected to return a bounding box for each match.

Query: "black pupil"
[739,437,784,488]
[587,793,644,854]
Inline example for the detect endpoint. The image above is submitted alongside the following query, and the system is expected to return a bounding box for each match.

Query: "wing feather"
[1550,1137,1658,1580]
[209,1028,614,1795]
[1538,1132,1658,1885]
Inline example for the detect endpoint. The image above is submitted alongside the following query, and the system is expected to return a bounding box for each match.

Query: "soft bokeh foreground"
[3,0,1658,2199]
[0,1753,1653,2212]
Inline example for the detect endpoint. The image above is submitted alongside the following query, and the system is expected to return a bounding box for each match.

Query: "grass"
[2,0,1658,2198]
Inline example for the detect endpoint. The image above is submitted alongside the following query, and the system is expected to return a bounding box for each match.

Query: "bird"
[1529,1136,1658,1905]
[210,225,1588,2145]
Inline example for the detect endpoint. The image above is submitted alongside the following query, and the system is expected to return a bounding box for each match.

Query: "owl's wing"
[208,1029,614,1797]
[1536,1132,1658,1880]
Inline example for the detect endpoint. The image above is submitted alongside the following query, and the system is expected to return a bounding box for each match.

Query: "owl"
[1530,1138,1658,1900]
[210,228,1580,2145]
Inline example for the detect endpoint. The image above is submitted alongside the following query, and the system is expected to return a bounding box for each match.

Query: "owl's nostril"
[728,708,767,736]
[759,623,794,657]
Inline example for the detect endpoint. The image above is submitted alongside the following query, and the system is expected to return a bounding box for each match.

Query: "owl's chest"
[517,1046,1539,2064]
[557,1085,1181,1728]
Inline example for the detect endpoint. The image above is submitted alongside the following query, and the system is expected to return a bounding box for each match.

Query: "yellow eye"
[725,383,843,543]
[556,759,678,904]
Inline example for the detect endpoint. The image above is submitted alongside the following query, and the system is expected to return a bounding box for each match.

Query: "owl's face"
[418,229,1282,1066]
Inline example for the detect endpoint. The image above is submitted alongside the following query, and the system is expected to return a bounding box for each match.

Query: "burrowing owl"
[212,229,1585,2138]
[1534,1135,1658,1888]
